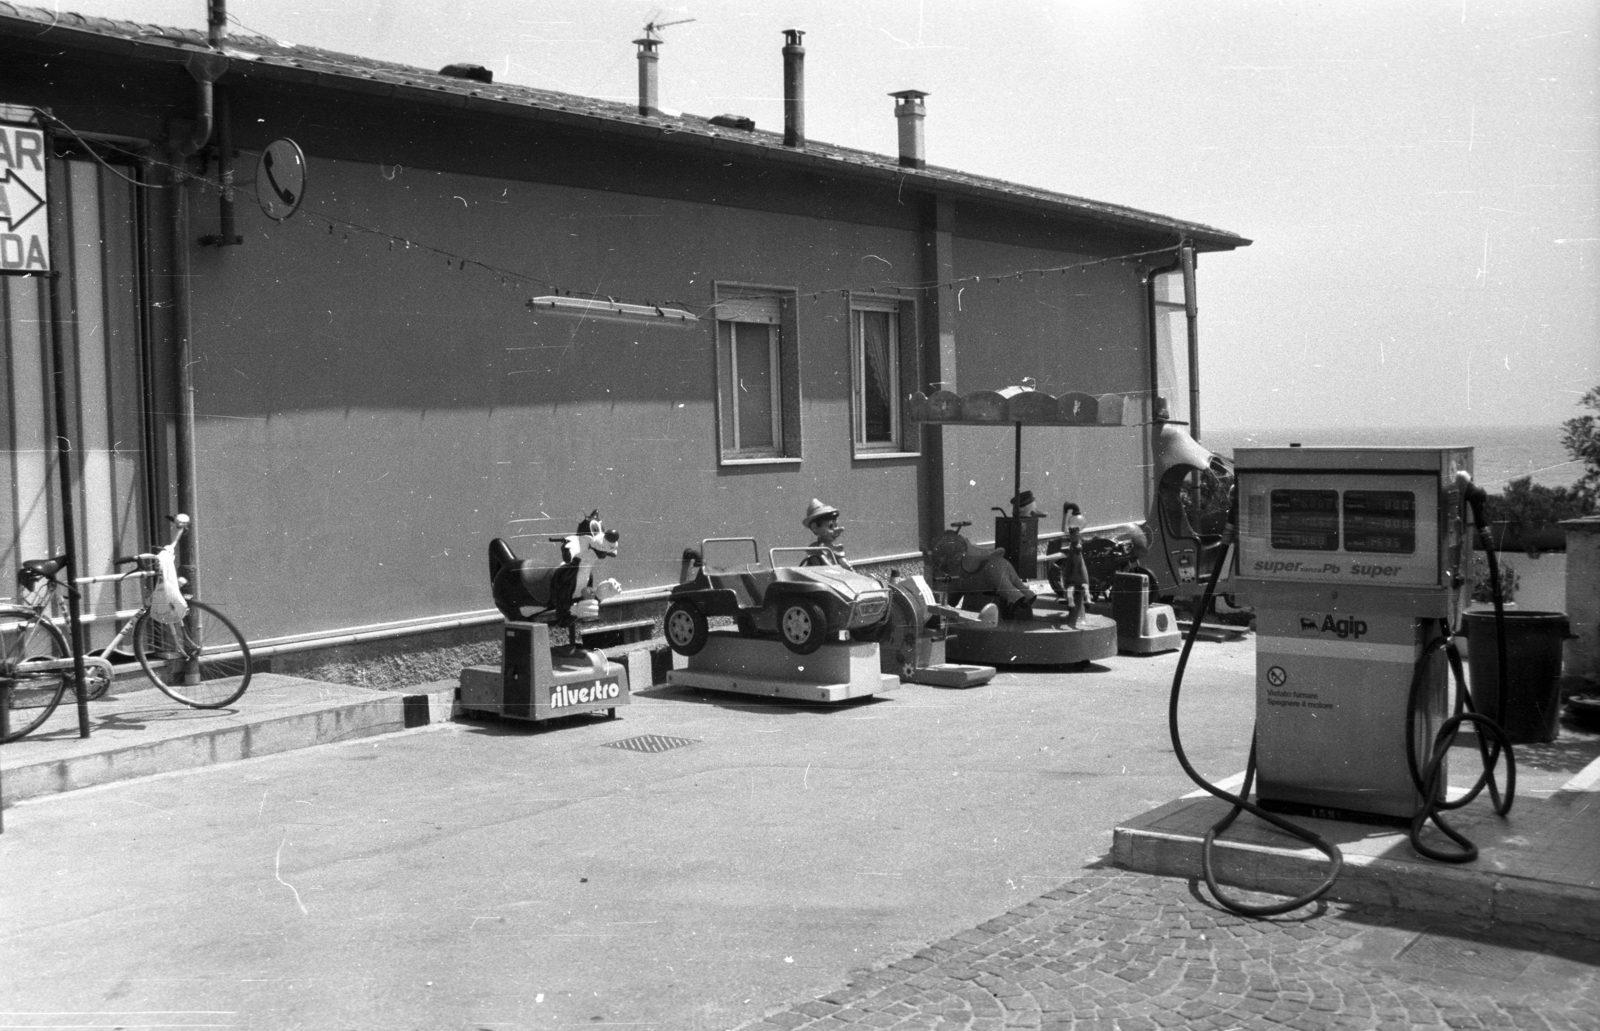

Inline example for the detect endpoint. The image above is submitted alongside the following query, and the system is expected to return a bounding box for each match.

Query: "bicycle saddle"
[19,555,67,582]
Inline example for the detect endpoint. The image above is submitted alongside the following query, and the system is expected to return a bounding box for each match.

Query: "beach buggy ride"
[666,538,893,656]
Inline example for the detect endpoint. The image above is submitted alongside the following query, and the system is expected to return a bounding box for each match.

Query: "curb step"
[2,684,455,806]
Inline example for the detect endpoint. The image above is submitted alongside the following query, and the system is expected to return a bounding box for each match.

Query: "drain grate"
[1396,934,1535,981]
[605,734,698,754]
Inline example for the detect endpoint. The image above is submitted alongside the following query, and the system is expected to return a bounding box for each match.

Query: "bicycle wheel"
[135,601,252,708]
[1,610,70,742]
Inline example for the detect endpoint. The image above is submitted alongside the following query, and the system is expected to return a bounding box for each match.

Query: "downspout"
[198,87,243,247]
[169,39,229,605]
[198,0,240,247]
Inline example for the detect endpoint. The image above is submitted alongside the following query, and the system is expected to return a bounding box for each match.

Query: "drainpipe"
[169,44,229,606]
[782,29,805,148]
[198,86,243,247]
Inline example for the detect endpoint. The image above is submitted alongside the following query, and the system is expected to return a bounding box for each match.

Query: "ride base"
[892,634,995,688]
[668,631,899,702]
[458,621,629,722]
[944,605,1117,667]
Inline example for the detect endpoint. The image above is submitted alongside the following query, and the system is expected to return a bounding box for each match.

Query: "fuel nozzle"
[1455,470,1491,533]
[1455,469,1488,508]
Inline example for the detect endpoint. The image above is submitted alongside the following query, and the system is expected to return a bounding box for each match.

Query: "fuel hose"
[1166,528,1344,917]
[1403,479,1516,862]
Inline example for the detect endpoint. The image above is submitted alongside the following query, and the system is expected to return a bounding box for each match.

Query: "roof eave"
[0,9,1250,251]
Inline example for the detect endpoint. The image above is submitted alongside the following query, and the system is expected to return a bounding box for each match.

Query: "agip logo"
[1299,614,1368,640]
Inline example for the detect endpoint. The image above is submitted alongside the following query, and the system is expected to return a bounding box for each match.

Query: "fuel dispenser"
[1166,444,1517,918]
[1233,446,1472,822]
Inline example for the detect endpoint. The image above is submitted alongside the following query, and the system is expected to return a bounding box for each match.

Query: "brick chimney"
[891,90,927,168]
[634,29,662,116]
[783,29,805,148]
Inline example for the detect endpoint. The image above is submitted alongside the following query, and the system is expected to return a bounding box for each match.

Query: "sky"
[46,0,1600,431]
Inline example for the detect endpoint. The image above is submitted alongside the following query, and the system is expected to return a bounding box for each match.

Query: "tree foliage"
[1483,476,1592,531]
[1480,384,1600,538]
[1561,383,1600,507]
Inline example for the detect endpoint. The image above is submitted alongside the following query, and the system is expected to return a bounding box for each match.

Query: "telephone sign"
[0,117,49,274]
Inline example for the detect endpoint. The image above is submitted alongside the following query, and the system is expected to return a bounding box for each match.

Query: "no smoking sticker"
[1267,666,1288,687]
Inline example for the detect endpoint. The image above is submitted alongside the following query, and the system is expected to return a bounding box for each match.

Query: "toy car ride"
[665,538,892,656]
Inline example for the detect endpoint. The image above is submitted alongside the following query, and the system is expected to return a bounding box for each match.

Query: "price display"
[1343,490,1416,554]
[1270,489,1339,551]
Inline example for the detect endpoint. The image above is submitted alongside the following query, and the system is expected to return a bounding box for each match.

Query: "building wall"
[0,41,1191,645]
[187,154,937,637]
[939,231,1155,537]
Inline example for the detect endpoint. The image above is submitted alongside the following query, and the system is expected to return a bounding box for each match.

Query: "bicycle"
[0,514,251,743]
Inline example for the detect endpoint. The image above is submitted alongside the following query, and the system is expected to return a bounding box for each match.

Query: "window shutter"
[717,296,782,324]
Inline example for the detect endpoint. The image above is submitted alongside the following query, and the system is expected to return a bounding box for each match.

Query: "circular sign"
[255,139,306,221]
[1267,666,1288,688]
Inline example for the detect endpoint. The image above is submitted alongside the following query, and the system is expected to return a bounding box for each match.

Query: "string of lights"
[37,108,1190,321]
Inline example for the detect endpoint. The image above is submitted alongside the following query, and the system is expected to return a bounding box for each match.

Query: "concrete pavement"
[1,633,1597,1029]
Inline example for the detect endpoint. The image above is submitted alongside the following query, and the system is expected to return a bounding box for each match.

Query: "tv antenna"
[641,16,696,42]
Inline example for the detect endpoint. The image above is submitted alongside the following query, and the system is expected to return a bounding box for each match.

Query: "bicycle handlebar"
[166,513,190,549]
[20,515,188,581]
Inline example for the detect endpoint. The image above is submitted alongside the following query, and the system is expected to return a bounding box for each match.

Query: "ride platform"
[668,631,899,702]
[944,605,1117,667]
[458,621,629,722]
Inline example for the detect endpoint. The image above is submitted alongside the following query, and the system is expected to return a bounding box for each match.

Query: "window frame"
[848,292,921,460]
[1151,269,1190,425]
[713,283,802,466]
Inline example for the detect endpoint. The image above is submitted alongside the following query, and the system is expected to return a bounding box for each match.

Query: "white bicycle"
[0,515,251,742]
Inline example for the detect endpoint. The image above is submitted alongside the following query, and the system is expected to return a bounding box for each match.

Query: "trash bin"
[1464,610,1569,744]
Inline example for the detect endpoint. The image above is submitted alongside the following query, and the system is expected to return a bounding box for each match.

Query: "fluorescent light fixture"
[527,295,699,323]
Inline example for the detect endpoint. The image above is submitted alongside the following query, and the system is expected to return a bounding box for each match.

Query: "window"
[849,294,920,457]
[1152,270,1190,425]
[714,286,801,463]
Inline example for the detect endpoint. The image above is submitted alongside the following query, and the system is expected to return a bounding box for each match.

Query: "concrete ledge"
[1113,791,1600,935]
[2,676,457,805]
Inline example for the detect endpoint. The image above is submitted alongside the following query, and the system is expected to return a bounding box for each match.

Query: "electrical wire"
[34,110,173,190]
[27,110,1189,323]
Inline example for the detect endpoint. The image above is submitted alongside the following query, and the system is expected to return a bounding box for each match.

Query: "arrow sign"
[0,168,44,230]
[0,120,49,274]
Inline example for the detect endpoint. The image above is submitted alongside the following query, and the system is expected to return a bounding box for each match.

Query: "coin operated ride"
[927,518,1117,667]
[1165,444,1517,917]
[870,571,998,689]
[458,513,631,723]
[663,538,901,702]
[905,382,1146,668]
[1140,419,1235,602]
[1044,502,1181,655]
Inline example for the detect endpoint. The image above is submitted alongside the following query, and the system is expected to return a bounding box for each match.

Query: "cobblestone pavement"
[735,870,1600,1031]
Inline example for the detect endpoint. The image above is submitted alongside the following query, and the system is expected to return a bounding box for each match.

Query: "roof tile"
[0,1,1246,247]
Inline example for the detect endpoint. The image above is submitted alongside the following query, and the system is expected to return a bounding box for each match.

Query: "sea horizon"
[1201,423,1581,492]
